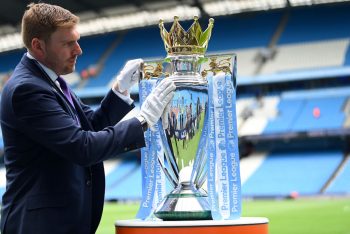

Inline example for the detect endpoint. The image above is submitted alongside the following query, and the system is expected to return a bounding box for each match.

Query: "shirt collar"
[26,52,58,82]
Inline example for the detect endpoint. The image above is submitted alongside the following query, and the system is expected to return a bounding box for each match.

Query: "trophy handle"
[200,53,237,87]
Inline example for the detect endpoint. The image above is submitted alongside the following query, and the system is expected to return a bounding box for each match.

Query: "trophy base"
[154,183,212,221]
[155,210,211,221]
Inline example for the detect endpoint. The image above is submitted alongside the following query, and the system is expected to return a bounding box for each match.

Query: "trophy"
[138,16,241,221]
[152,16,214,221]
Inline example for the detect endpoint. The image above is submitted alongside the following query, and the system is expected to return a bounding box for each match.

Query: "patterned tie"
[56,76,80,126]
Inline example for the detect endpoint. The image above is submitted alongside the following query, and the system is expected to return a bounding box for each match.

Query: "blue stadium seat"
[84,26,165,88]
[278,4,350,44]
[105,159,141,200]
[208,11,283,51]
[325,157,350,194]
[290,96,346,131]
[344,44,350,66]
[242,150,343,197]
[76,32,118,74]
[263,98,305,133]
[0,49,25,73]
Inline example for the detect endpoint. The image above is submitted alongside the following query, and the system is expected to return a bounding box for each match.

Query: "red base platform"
[115,217,269,234]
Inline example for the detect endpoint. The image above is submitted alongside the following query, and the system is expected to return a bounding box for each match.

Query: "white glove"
[139,79,176,131]
[114,58,143,93]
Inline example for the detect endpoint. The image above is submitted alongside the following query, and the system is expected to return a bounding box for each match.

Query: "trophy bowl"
[154,54,211,220]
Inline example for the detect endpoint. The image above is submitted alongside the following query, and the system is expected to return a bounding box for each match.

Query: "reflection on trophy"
[153,16,214,220]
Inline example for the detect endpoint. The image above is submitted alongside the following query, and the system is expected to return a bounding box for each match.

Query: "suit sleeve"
[76,90,135,131]
[12,83,145,166]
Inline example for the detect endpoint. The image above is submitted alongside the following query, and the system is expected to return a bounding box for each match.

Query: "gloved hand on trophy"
[138,78,176,131]
[113,58,143,95]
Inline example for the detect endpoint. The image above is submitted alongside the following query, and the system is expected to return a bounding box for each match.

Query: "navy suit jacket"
[0,55,145,234]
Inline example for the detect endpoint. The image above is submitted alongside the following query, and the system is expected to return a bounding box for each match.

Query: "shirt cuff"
[112,87,134,105]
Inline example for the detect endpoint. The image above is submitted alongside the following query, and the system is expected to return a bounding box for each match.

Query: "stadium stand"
[262,87,349,134]
[1,2,350,201]
[345,45,350,66]
[242,150,344,197]
[0,49,24,72]
[83,27,165,88]
[104,158,141,201]
[325,153,350,195]
[238,95,279,136]
[277,5,350,44]
[75,33,118,74]
[290,96,346,132]
[240,152,267,184]
[262,98,304,134]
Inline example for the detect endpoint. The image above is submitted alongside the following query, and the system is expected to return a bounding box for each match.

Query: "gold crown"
[159,16,214,56]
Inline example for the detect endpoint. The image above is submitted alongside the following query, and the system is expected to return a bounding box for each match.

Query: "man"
[0,3,175,234]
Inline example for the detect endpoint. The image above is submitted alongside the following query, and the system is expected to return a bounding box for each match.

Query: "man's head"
[22,3,82,75]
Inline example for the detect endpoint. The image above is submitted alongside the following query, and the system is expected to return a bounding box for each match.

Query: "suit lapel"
[20,54,86,128]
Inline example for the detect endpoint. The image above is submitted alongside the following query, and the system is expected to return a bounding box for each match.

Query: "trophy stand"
[115,217,269,234]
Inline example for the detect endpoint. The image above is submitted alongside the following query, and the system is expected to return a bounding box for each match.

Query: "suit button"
[86,180,91,186]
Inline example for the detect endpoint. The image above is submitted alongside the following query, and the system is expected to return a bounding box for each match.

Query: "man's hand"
[113,58,143,94]
[139,78,176,131]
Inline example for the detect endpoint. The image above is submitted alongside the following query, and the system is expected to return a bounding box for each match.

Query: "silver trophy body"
[154,55,211,220]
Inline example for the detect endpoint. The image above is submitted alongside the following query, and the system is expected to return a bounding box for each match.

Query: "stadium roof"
[0,0,170,31]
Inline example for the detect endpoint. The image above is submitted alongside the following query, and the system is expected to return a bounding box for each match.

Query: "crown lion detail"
[159,16,214,56]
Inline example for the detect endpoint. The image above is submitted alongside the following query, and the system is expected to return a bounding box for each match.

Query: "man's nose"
[74,42,83,56]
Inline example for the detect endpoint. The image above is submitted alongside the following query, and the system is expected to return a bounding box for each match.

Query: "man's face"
[42,26,82,75]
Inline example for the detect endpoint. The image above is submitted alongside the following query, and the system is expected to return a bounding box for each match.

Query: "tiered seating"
[104,158,141,200]
[240,152,267,184]
[208,11,282,77]
[84,26,165,88]
[0,49,24,72]
[236,97,255,130]
[264,87,349,133]
[344,45,350,66]
[75,33,118,74]
[209,11,282,50]
[325,154,350,194]
[239,95,279,136]
[242,150,343,197]
[344,98,350,128]
[263,98,304,134]
[259,4,350,78]
[278,5,350,44]
[260,39,348,76]
[83,10,284,88]
[291,96,346,131]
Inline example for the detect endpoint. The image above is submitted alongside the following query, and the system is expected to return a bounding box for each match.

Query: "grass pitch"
[96,198,350,234]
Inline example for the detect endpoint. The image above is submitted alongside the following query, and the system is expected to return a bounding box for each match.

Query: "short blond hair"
[21,3,79,49]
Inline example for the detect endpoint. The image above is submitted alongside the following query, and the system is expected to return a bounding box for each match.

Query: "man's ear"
[31,38,46,59]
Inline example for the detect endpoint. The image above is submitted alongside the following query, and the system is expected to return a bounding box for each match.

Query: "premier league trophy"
[152,16,213,220]
[137,16,242,221]
[116,16,269,234]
